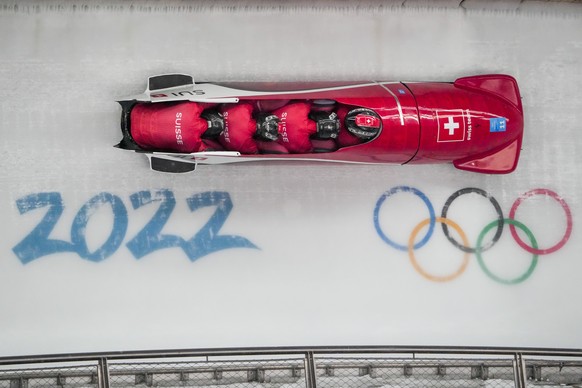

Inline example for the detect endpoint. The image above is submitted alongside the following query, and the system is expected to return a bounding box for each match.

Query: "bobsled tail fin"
[453,138,521,174]
[454,74,523,112]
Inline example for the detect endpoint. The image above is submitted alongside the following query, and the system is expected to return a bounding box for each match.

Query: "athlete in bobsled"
[129,101,223,153]
[129,100,380,154]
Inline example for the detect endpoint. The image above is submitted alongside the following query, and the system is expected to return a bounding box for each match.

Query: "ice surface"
[0,1,581,356]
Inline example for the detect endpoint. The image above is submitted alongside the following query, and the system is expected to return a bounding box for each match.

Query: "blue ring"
[374,186,436,251]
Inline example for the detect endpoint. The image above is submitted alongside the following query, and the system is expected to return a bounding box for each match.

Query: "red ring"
[509,188,572,255]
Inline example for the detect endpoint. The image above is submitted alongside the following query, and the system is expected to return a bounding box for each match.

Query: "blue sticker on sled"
[490,117,507,132]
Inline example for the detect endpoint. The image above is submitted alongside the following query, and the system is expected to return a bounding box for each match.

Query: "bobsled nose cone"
[455,74,523,113]
[453,96,523,174]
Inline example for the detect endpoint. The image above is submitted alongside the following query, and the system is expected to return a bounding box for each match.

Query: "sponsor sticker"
[490,117,507,132]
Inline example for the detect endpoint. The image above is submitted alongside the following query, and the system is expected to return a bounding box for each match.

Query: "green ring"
[476,219,538,285]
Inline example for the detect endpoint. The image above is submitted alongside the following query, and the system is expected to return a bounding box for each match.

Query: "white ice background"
[0,1,581,357]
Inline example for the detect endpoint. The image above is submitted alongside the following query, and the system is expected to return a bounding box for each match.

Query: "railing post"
[304,351,317,388]
[513,353,527,388]
[97,358,110,388]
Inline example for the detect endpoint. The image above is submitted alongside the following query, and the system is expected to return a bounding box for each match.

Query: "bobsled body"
[116,74,523,174]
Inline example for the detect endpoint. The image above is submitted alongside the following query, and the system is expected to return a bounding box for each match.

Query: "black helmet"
[201,109,224,138]
[309,111,340,139]
[344,108,382,139]
[255,113,280,141]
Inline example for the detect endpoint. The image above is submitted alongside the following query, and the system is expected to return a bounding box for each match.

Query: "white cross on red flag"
[436,109,466,142]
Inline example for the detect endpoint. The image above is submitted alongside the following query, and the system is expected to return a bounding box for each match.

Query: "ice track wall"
[0,1,581,357]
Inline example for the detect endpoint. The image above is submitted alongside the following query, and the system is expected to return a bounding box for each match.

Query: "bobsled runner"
[116,73,524,174]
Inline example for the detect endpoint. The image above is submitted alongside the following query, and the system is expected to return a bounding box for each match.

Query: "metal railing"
[1,346,581,388]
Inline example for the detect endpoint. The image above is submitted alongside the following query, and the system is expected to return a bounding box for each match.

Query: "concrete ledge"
[0,0,580,15]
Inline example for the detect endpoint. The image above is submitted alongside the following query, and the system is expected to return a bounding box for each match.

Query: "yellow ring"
[408,217,470,282]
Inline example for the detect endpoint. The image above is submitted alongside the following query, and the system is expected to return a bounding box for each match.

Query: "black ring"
[441,188,504,253]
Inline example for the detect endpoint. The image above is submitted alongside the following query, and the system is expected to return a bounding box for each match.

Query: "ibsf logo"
[436,109,466,143]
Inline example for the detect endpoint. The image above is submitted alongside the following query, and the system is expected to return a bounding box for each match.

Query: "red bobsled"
[116,73,524,174]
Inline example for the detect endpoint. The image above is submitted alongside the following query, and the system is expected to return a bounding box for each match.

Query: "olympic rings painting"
[373,186,572,284]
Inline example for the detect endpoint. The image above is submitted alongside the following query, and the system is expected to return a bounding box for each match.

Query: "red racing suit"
[272,102,317,153]
[218,103,258,154]
[130,101,209,152]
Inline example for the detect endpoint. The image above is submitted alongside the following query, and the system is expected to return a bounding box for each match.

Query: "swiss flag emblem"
[436,110,465,142]
[355,114,381,128]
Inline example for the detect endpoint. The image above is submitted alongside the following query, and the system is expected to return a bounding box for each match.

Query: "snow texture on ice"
[0,0,581,356]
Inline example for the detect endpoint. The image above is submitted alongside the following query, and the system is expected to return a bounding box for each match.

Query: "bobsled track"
[1,0,582,366]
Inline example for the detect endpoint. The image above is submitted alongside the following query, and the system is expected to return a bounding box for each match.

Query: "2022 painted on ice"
[12,190,258,264]
[11,186,572,287]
